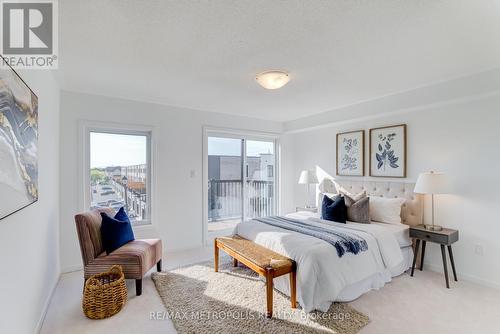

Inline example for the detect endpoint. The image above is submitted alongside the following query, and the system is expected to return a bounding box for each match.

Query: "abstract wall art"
[0,56,38,220]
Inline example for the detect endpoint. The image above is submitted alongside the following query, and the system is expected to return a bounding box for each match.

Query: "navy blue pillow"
[100,207,135,255]
[114,206,131,225]
[321,195,347,224]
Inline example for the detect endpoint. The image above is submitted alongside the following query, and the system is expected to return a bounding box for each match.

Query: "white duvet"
[234,214,406,312]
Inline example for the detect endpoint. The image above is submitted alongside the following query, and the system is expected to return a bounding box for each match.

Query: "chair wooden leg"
[214,239,219,272]
[290,270,297,309]
[265,267,274,318]
[233,258,238,267]
[136,279,143,296]
[156,259,162,272]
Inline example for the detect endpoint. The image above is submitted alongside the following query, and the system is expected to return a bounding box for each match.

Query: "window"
[89,131,151,226]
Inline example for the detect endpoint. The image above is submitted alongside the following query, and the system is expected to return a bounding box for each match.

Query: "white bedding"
[336,245,413,301]
[289,211,412,247]
[371,221,412,248]
[234,213,411,312]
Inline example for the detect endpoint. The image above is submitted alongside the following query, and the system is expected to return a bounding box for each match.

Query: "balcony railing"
[208,179,274,222]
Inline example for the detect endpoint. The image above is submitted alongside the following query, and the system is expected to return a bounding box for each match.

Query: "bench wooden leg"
[233,258,238,267]
[265,267,274,318]
[290,268,297,309]
[214,239,219,272]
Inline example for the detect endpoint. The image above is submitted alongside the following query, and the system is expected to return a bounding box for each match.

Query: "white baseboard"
[424,263,500,290]
[34,273,60,334]
[61,264,83,274]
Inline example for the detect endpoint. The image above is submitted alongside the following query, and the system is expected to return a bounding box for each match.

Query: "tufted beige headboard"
[318,178,423,226]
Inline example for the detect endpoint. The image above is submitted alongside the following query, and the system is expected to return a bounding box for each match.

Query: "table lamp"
[414,171,450,231]
[298,170,319,208]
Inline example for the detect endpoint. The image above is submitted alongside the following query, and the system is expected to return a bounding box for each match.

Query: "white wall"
[59,91,283,272]
[0,70,60,333]
[281,92,500,288]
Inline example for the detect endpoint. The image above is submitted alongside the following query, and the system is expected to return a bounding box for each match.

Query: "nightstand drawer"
[410,229,449,244]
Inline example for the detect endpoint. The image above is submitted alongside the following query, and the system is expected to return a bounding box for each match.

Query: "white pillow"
[369,196,406,225]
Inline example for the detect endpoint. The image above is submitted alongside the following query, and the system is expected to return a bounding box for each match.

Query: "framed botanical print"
[369,124,406,178]
[336,130,364,176]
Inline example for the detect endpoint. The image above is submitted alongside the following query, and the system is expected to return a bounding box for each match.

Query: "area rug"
[151,260,369,334]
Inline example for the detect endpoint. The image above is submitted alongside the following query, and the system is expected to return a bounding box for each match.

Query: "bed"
[234,179,423,312]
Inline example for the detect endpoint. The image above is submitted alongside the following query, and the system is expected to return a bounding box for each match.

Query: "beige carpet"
[152,260,369,334]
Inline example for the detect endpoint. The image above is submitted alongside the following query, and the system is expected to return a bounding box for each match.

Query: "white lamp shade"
[414,171,450,194]
[298,170,319,184]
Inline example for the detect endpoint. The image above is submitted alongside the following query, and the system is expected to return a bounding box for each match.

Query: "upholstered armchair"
[75,208,162,295]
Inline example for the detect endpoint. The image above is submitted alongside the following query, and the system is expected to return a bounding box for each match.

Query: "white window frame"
[202,126,280,245]
[79,120,156,229]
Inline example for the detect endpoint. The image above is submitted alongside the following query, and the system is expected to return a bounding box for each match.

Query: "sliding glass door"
[207,137,243,229]
[245,140,275,219]
[206,132,277,236]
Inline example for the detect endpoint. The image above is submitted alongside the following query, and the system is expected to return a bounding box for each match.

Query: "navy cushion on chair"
[114,206,132,224]
[100,207,135,255]
[321,195,347,224]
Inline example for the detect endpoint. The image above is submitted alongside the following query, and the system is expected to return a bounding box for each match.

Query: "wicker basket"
[83,265,128,319]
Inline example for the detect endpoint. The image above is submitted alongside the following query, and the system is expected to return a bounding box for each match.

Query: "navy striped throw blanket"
[253,216,368,257]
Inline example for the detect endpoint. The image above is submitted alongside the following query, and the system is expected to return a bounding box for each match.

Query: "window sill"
[132,222,154,231]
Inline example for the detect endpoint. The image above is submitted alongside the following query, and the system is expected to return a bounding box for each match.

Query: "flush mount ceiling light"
[255,70,290,90]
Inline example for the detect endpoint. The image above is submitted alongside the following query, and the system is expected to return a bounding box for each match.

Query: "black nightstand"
[410,225,459,288]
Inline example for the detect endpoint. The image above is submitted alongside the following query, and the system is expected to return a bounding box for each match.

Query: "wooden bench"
[214,235,297,318]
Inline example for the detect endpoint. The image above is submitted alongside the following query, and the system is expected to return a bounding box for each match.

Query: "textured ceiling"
[59,0,500,121]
